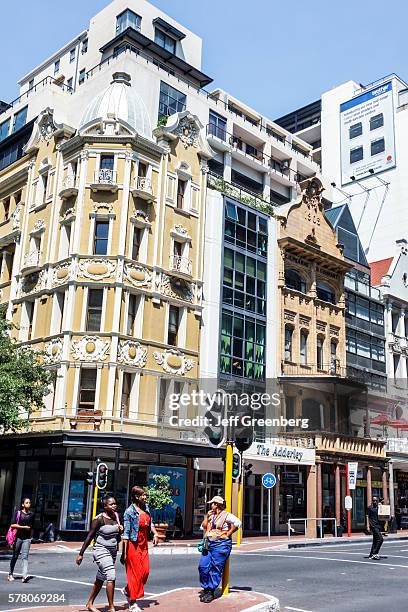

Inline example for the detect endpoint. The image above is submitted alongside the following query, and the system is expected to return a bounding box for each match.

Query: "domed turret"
[79,72,152,139]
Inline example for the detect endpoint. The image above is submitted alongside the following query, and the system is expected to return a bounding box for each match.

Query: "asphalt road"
[0,539,408,611]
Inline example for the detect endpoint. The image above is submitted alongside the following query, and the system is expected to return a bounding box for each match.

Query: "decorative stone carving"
[299,316,310,327]
[153,348,194,375]
[78,258,116,281]
[118,340,147,367]
[316,320,327,332]
[131,209,150,227]
[24,108,65,153]
[21,270,47,296]
[71,336,110,361]
[160,273,193,302]
[176,116,200,149]
[284,310,296,323]
[80,149,89,161]
[44,338,63,363]
[171,224,192,242]
[92,202,114,214]
[124,263,152,289]
[30,219,46,235]
[53,262,74,286]
[329,325,340,337]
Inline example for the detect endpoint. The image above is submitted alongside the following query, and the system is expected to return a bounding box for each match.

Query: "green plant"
[146,474,173,522]
[157,115,168,127]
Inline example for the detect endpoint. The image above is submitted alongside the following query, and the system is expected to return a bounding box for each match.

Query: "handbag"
[198,536,210,553]
[378,504,391,519]
[6,511,20,547]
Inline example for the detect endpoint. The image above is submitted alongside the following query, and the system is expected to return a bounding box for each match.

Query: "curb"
[288,534,408,549]
[243,594,280,611]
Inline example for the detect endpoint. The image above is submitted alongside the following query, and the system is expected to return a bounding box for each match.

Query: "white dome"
[79,72,152,139]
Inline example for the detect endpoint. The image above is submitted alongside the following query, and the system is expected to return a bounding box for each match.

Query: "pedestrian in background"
[121,486,159,612]
[367,495,384,560]
[198,495,241,604]
[76,495,122,612]
[7,498,35,583]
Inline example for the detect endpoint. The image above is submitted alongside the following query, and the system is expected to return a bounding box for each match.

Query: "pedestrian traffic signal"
[96,462,108,490]
[86,471,95,486]
[234,411,254,452]
[244,463,253,478]
[232,451,242,480]
[203,396,226,448]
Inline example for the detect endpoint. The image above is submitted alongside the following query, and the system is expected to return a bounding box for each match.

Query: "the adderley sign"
[245,442,315,465]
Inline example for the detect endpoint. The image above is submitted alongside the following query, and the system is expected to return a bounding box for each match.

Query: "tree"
[0,312,54,432]
[146,474,173,523]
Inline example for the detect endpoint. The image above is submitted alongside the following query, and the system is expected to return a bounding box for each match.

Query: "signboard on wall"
[245,442,315,465]
[348,462,359,490]
[340,81,395,185]
[147,465,186,527]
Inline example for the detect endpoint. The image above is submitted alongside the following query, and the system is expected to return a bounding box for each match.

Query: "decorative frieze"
[71,336,110,362]
[43,338,63,363]
[316,320,327,332]
[21,270,47,296]
[78,258,116,281]
[160,273,194,303]
[53,262,74,286]
[124,263,152,289]
[284,310,296,323]
[153,348,194,375]
[117,340,147,367]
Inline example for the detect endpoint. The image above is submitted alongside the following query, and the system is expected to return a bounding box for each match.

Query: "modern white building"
[275,74,408,262]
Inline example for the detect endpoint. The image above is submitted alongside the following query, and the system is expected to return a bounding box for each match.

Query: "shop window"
[78,369,97,411]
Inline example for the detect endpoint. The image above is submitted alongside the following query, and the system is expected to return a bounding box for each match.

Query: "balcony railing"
[169,255,192,276]
[22,249,42,272]
[91,169,118,192]
[386,438,408,454]
[281,362,347,377]
[131,176,154,202]
[207,171,274,216]
[59,175,78,199]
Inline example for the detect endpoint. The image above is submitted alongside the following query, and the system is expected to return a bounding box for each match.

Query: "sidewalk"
[0,589,280,612]
[9,529,408,555]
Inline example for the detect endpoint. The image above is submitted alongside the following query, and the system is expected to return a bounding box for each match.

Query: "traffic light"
[203,395,226,448]
[234,411,254,452]
[244,463,253,479]
[86,471,95,486]
[96,462,108,490]
[232,451,242,480]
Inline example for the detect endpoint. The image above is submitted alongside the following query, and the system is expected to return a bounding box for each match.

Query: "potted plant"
[146,474,173,542]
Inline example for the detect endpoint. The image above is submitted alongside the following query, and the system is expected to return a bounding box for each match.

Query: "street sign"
[348,462,358,490]
[262,473,276,489]
[262,473,276,541]
[345,495,353,511]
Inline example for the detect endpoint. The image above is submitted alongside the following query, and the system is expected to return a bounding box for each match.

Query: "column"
[335,463,341,527]
[382,468,388,504]
[262,172,270,202]
[389,461,395,520]
[306,465,317,538]
[366,465,372,530]
[316,461,322,519]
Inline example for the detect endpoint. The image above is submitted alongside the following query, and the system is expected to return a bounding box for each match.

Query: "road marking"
[285,607,314,612]
[307,550,408,559]
[242,552,408,569]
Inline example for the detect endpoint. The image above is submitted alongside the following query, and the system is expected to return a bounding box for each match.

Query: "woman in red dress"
[121,486,159,612]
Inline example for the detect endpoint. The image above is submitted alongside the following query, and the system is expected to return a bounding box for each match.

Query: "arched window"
[316,280,336,304]
[285,268,306,293]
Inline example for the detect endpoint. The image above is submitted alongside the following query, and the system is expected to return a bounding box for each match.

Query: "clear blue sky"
[1,0,406,119]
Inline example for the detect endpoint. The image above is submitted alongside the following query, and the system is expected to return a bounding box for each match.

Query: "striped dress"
[93,516,120,582]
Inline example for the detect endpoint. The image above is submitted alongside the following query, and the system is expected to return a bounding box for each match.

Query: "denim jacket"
[122,504,140,542]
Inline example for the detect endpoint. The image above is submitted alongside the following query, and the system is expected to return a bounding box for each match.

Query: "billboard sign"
[340,82,395,185]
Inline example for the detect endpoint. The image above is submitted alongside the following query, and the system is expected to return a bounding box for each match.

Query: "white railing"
[23,249,42,269]
[386,438,408,453]
[134,176,152,194]
[62,175,77,190]
[169,255,192,276]
[94,169,117,184]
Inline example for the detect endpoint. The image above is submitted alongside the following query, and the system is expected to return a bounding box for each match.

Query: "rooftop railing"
[1,76,73,114]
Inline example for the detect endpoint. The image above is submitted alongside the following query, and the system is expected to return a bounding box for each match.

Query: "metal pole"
[91,484,99,546]
[236,455,243,547]
[268,488,271,541]
[222,441,233,597]
[346,463,351,537]
[113,447,120,498]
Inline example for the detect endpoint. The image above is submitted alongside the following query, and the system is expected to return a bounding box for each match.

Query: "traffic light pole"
[222,441,233,597]
[236,453,244,547]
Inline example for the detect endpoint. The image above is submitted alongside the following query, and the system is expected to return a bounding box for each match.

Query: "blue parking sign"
[262,473,276,489]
